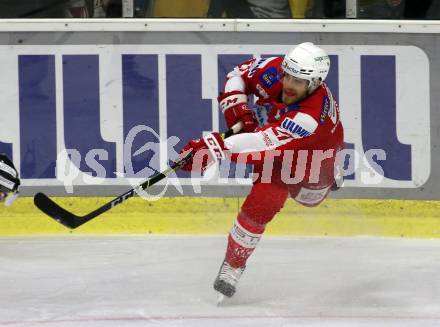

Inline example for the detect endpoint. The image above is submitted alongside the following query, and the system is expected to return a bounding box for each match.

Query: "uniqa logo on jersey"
[0,44,430,190]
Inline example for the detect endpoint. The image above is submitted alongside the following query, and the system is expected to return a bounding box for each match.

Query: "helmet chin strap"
[307,78,322,93]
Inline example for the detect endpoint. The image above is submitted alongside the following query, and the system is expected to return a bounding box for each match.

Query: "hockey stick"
[34,122,243,229]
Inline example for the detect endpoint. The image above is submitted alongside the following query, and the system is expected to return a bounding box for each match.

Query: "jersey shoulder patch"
[279,112,318,138]
[259,66,280,88]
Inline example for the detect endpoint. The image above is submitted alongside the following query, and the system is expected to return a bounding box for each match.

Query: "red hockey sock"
[225,213,265,268]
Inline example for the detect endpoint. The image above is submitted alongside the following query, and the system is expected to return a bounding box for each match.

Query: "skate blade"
[216,293,226,306]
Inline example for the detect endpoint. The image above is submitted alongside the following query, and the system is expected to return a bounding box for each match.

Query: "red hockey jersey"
[221,56,344,186]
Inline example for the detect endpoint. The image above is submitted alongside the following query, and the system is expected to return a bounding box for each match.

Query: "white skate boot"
[213,260,245,304]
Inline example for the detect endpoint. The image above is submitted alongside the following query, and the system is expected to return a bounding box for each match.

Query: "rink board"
[1,197,440,238]
[0,20,438,200]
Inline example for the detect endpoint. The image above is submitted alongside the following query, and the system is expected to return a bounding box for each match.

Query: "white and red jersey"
[223,56,284,104]
[221,56,344,186]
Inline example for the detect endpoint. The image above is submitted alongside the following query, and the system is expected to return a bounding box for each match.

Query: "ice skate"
[213,260,245,303]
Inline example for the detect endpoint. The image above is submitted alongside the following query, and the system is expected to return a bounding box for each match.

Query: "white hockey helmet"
[281,42,330,92]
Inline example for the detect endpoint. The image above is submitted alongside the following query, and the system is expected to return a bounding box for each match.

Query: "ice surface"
[0,236,440,326]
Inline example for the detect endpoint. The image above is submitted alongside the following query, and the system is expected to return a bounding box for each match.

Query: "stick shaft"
[34,121,243,229]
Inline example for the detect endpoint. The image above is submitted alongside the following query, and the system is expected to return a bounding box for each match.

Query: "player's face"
[282,73,309,105]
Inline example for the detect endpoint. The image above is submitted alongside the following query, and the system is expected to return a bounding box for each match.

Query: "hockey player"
[177,42,344,301]
[0,153,20,206]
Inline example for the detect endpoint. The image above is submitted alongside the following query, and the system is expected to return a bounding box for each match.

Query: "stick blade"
[33,192,81,229]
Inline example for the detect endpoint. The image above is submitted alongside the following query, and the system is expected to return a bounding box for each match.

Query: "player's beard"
[282,90,307,105]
